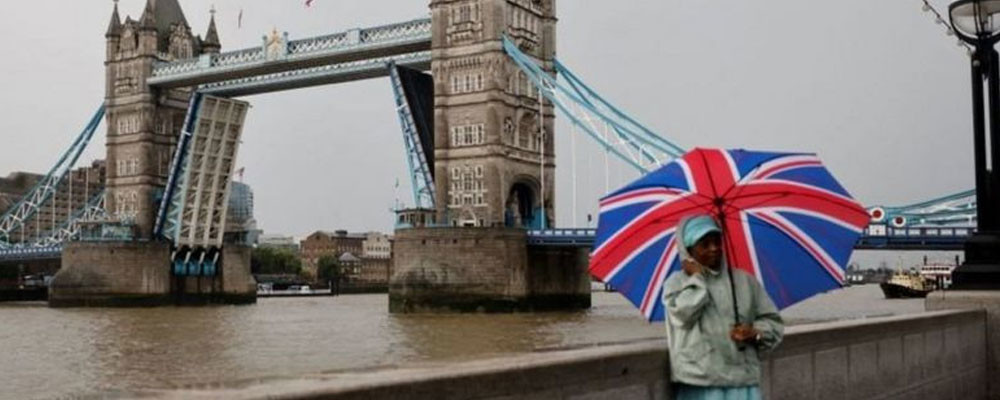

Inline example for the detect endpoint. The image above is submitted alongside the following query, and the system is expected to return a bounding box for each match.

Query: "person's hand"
[729,323,759,344]
[682,259,702,276]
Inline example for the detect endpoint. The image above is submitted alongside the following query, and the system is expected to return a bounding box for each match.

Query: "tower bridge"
[0,0,976,308]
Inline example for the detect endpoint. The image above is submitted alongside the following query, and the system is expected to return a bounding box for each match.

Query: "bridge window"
[451,72,485,94]
[451,123,486,147]
[447,163,488,210]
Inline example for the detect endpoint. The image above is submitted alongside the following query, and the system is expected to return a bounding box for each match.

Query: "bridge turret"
[137,2,160,55]
[429,0,557,228]
[103,0,194,239]
[105,1,122,39]
[201,8,221,55]
[105,1,122,97]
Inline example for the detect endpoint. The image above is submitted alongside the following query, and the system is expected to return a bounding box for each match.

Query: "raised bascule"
[0,0,979,308]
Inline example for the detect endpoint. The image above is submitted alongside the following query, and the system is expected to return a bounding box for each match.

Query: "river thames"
[0,284,926,399]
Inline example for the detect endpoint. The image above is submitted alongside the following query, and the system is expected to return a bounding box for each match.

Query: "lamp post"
[949,0,1000,288]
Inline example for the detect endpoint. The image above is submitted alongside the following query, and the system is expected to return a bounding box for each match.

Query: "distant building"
[299,230,365,279]
[224,181,259,245]
[258,233,299,252]
[362,232,392,259]
[0,160,106,243]
[358,257,390,288]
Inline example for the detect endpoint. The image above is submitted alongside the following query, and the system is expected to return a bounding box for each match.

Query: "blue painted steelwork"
[387,62,435,210]
[526,229,597,246]
[148,18,432,91]
[855,225,970,250]
[0,245,62,262]
[502,37,684,173]
[0,191,108,262]
[527,227,970,251]
[200,52,431,98]
[36,190,107,247]
[871,189,977,228]
[0,106,105,248]
[155,93,204,240]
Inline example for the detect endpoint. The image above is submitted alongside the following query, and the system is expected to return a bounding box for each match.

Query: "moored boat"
[879,271,934,298]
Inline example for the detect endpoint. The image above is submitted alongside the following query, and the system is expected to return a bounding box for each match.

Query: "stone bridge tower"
[430,0,557,229]
[103,0,220,239]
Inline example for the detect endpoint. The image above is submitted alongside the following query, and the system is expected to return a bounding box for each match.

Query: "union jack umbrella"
[589,148,870,322]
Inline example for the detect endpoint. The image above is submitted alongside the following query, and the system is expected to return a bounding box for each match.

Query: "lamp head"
[950,0,1000,44]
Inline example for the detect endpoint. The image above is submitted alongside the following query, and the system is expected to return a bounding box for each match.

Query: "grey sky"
[0,0,973,238]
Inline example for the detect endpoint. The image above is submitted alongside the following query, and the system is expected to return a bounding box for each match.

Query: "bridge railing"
[149,18,432,87]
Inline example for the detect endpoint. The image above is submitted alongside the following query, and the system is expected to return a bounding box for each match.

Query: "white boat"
[919,263,956,289]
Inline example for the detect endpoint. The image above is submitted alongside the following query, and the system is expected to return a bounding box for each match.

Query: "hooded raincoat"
[661,219,784,388]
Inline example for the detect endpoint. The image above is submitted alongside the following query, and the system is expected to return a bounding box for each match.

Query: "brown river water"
[0,285,924,399]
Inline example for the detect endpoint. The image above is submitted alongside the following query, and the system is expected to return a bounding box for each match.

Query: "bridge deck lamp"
[948,0,1000,288]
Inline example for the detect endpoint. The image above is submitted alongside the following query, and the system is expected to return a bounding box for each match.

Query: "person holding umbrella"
[663,215,783,400]
[589,148,871,398]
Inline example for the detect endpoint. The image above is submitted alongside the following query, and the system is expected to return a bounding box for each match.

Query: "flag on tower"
[305,0,315,7]
[238,9,244,28]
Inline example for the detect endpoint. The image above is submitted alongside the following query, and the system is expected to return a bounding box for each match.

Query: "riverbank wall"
[162,309,986,399]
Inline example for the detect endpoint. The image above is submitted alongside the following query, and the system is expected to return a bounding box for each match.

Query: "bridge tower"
[429,0,557,229]
[47,1,256,307]
[103,0,218,238]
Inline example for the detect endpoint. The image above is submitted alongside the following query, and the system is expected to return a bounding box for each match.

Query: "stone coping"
[143,309,984,400]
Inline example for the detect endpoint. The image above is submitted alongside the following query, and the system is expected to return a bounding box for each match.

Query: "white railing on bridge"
[149,18,432,86]
[199,51,431,97]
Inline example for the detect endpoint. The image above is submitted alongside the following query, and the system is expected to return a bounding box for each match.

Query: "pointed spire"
[106,0,122,37]
[139,0,157,31]
[203,5,221,51]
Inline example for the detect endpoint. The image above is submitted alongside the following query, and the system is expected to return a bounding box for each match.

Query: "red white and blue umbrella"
[588,148,870,322]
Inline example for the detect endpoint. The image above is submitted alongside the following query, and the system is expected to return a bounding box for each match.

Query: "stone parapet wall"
[927,291,1000,399]
[764,309,986,400]
[160,309,987,399]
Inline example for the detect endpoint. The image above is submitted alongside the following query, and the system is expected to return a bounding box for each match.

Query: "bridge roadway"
[147,19,432,97]
[0,225,967,263]
[526,225,970,251]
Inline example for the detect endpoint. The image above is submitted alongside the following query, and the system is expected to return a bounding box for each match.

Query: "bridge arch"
[505,176,539,229]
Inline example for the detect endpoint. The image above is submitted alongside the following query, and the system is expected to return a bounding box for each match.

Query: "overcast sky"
[0,0,973,238]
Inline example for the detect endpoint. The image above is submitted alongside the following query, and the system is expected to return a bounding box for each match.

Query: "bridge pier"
[49,241,255,307]
[389,227,590,313]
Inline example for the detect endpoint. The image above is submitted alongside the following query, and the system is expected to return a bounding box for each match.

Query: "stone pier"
[389,227,590,313]
[49,241,255,307]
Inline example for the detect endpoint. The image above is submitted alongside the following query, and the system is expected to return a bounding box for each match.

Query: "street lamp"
[949,0,1000,289]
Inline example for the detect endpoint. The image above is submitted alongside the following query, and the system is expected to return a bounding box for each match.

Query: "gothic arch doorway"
[505,181,538,228]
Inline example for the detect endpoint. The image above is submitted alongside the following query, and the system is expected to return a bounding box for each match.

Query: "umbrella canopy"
[589,148,870,321]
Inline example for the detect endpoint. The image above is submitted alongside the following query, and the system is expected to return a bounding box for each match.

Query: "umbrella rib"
[723,189,867,217]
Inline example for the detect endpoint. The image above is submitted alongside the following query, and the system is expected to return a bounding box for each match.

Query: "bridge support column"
[49,241,255,307]
[389,227,589,313]
[49,241,172,307]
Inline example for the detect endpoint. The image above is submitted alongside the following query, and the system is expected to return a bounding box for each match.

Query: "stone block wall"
[926,290,1000,399]
[50,241,172,306]
[165,309,987,399]
[763,309,986,400]
[526,245,591,309]
[49,241,255,307]
[390,227,590,312]
[390,227,528,312]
